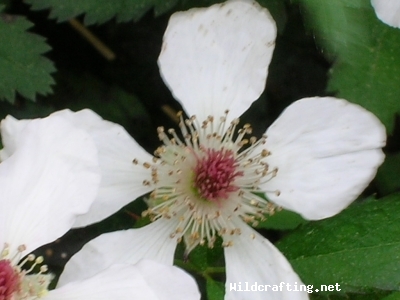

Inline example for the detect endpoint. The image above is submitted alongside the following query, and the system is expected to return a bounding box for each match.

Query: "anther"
[40,265,48,273]
[1,244,9,258]
[18,245,27,252]
[261,149,269,157]
[222,241,233,247]
[231,118,240,125]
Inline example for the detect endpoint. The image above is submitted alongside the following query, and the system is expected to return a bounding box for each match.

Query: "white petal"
[371,0,400,28]
[262,97,386,220]
[0,115,100,255]
[0,115,30,161]
[58,219,179,286]
[128,260,200,300]
[50,109,154,227]
[48,261,200,300]
[158,0,276,124]
[224,220,308,300]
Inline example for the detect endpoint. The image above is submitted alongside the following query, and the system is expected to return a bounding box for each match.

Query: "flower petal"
[262,97,386,220]
[0,115,100,255]
[224,219,308,300]
[43,109,154,227]
[0,116,30,161]
[48,261,200,300]
[58,219,179,286]
[158,0,276,124]
[371,0,400,28]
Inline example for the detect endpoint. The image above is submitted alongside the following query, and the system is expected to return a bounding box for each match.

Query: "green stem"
[174,259,199,273]
[204,267,226,274]
[174,259,226,280]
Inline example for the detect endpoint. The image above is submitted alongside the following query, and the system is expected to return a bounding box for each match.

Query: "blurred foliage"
[295,0,400,133]
[1,0,400,299]
[24,0,180,24]
[383,292,400,300]
[375,152,400,195]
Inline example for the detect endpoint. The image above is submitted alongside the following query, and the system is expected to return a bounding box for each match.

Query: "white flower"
[4,0,386,299]
[0,115,200,300]
[371,0,400,28]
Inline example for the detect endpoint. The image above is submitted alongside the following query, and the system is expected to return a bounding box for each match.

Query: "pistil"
[137,111,281,252]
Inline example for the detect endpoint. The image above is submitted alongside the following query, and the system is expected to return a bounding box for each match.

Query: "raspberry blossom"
[371,0,400,28]
[0,116,200,300]
[0,115,98,300]
[5,0,386,299]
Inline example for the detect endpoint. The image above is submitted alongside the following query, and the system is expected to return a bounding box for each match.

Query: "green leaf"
[207,278,225,300]
[257,208,307,230]
[295,0,400,133]
[174,238,225,300]
[189,245,215,273]
[185,237,224,273]
[311,291,391,300]
[295,0,373,60]
[0,14,55,102]
[383,292,400,300]
[328,22,400,134]
[24,0,180,24]
[277,194,400,294]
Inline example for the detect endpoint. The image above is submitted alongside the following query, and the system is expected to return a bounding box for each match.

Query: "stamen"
[18,254,35,269]
[1,243,10,258]
[25,256,44,273]
[0,244,52,300]
[139,110,279,254]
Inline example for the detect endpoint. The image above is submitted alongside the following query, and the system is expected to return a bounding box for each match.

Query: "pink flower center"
[193,149,243,203]
[0,260,19,300]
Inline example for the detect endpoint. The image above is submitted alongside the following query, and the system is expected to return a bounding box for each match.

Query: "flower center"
[1,244,52,300]
[0,260,19,300]
[137,111,281,253]
[193,149,243,203]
